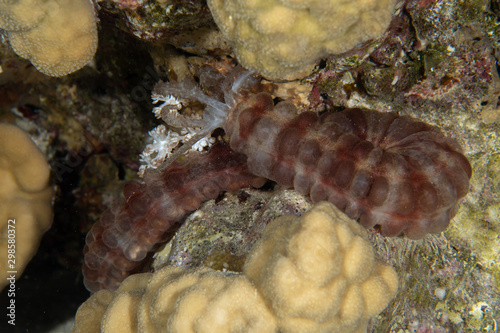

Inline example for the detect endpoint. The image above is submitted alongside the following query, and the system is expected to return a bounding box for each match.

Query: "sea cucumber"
[82,143,265,292]
[224,97,471,239]
[83,66,471,292]
[154,66,471,239]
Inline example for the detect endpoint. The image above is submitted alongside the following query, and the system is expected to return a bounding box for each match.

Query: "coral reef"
[369,231,500,331]
[0,123,53,290]
[72,202,398,333]
[0,0,498,331]
[81,65,471,292]
[207,0,397,78]
[0,0,98,76]
[74,267,277,333]
[158,188,500,332]
[82,143,265,292]
[312,0,500,122]
[152,66,472,239]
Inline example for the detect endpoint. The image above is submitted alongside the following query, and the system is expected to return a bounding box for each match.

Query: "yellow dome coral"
[0,123,53,290]
[72,202,397,332]
[207,0,397,78]
[73,267,277,333]
[244,201,399,333]
[0,0,98,77]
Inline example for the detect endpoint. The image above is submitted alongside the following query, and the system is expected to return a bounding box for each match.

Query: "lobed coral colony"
[74,203,399,333]
[207,0,397,78]
[82,66,471,295]
[0,0,98,76]
[0,123,53,290]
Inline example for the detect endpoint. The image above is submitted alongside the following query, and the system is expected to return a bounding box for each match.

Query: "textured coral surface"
[0,0,98,76]
[73,202,398,333]
[207,0,397,78]
[74,267,278,333]
[0,123,53,290]
[244,202,399,333]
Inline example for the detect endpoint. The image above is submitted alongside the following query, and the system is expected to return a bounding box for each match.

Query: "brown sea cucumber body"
[82,144,264,292]
[82,68,471,292]
[225,91,471,239]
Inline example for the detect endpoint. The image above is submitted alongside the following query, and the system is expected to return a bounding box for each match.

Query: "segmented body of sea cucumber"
[153,66,471,239]
[83,67,471,292]
[224,93,471,239]
[82,144,265,292]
